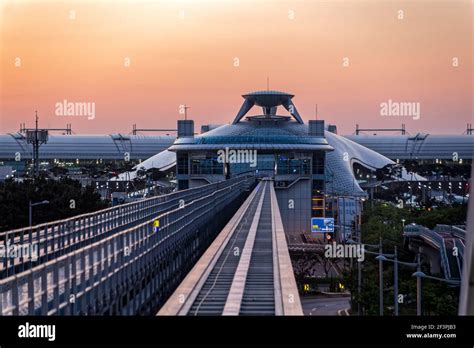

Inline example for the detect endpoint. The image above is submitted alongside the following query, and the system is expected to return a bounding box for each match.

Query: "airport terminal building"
[167,91,394,242]
[1,90,472,242]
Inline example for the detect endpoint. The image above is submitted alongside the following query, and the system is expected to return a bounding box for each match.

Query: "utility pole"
[416,253,422,316]
[394,246,399,316]
[357,257,362,315]
[379,237,384,316]
[34,112,39,175]
[26,112,48,177]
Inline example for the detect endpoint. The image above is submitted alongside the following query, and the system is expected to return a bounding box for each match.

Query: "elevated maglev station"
[167,90,393,244]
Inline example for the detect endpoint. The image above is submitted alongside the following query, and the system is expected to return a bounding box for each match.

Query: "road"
[301,295,351,316]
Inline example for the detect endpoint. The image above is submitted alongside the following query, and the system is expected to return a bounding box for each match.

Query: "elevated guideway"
[158,179,303,316]
[0,177,249,278]
[404,224,465,281]
[0,175,254,315]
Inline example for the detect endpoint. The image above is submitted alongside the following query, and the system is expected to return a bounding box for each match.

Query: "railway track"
[158,178,302,316]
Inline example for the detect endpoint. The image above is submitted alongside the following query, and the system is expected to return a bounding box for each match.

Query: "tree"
[0,177,109,232]
[343,203,461,315]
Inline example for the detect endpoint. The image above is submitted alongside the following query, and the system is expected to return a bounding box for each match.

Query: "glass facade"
[195,135,321,145]
[276,154,310,175]
[257,154,275,171]
[177,153,189,174]
[312,153,325,175]
[226,154,275,176]
[229,162,253,176]
[311,179,325,217]
[190,157,223,175]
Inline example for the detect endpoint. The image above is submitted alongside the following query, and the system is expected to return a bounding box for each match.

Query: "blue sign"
[311,218,335,233]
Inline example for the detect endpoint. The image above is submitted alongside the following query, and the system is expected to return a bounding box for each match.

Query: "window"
[312,153,325,175]
[276,155,310,175]
[190,157,223,175]
[178,180,189,190]
[177,153,189,174]
[312,179,325,217]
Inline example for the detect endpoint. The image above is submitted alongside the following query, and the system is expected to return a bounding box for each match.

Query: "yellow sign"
[303,284,310,292]
[153,219,160,232]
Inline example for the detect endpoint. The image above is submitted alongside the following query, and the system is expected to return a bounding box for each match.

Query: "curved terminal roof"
[325,132,394,196]
[346,134,474,161]
[115,149,176,180]
[0,133,175,161]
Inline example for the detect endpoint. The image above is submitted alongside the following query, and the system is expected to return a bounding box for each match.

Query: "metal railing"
[404,224,452,279]
[0,175,254,315]
[0,176,250,277]
[434,224,466,240]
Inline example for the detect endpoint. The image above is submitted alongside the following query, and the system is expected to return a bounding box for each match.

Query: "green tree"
[0,177,109,232]
[343,203,460,315]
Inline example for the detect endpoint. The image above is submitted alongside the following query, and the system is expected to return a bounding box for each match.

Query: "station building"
[167,91,393,243]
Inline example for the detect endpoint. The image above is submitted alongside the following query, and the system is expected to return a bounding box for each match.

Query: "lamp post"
[412,271,461,286]
[28,200,50,269]
[357,254,361,315]
[412,269,461,316]
[29,200,50,228]
[349,237,426,316]
[416,253,422,316]
[394,247,398,315]
[376,250,418,316]
[347,238,379,316]
[378,237,383,316]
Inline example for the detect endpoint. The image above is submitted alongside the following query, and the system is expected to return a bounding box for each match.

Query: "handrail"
[0,175,252,277]
[0,175,254,315]
[404,224,452,279]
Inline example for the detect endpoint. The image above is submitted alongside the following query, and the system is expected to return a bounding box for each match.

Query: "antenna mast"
[183,104,190,120]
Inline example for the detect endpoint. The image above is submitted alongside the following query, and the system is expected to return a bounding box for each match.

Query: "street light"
[28,200,50,269]
[411,270,461,315]
[350,237,391,316]
[29,200,50,228]
[378,237,383,316]
[412,271,461,286]
[346,238,380,316]
[376,247,418,316]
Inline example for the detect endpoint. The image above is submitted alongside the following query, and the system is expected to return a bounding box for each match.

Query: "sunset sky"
[1,0,472,135]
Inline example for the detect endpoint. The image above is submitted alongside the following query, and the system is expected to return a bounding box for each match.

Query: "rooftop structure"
[347,134,474,162]
[0,133,175,162]
[232,90,304,124]
[166,90,395,241]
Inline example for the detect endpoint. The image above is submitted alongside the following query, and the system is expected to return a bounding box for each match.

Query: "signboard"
[153,219,160,233]
[26,130,49,144]
[311,218,335,233]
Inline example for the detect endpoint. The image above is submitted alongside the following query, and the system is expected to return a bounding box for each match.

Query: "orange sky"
[1,0,472,135]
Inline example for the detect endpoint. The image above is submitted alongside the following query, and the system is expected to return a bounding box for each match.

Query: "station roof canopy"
[232,90,304,125]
